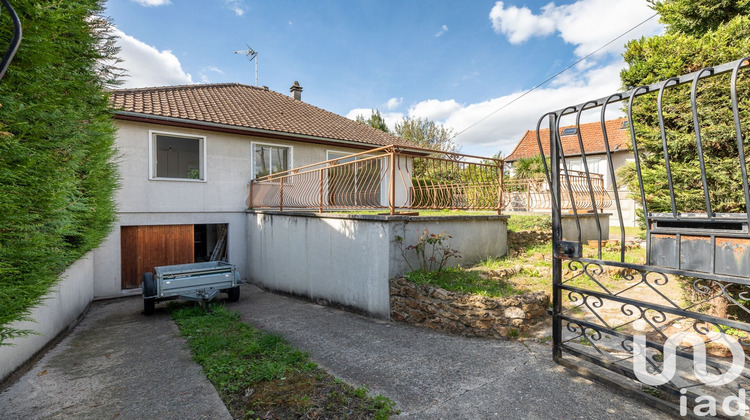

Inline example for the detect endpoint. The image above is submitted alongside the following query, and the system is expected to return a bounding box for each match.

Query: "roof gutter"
[114,111,429,154]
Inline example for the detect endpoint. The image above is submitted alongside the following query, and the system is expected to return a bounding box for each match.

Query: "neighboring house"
[505,117,638,227]
[94,82,417,299]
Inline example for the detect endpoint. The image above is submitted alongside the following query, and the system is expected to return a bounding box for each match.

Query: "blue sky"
[105,0,663,157]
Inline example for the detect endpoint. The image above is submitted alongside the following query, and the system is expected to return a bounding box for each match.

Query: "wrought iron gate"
[541,57,750,417]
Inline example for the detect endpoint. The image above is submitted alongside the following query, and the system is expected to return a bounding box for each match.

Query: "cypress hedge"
[0,1,119,344]
[620,1,750,216]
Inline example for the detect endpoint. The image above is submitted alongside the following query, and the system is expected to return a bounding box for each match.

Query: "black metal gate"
[540,57,750,417]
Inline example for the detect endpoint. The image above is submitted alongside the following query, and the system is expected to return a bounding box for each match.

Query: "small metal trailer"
[141,261,242,315]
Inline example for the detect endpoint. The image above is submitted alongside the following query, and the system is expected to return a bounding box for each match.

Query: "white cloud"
[345,61,626,157]
[435,24,449,37]
[348,1,662,158]
[345,59,627,157]
[200,66,224,83]
[441,61,625,157]
[113,28,194,88]
[385,97,403,110]
[408,99,462,122]
[131,0,171,6]
[489,1,555,44]
[450,0,663,157]
[489,0,662,57]
[225,0,248,16]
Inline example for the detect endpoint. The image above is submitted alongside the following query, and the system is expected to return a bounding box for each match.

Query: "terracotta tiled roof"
[505,117,630,162]
[109,83,415,148]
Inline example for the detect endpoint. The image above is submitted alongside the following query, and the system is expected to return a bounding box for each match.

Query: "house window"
[150,132,205,180]
[561,127,578,136]
[253,143,291,179]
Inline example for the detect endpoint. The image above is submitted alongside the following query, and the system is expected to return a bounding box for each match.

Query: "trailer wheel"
[227,286,240,302]
[142,272,156,315]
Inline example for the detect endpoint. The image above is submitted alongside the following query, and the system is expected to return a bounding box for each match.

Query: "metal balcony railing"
[502,170,611,212]
[248,145,612,214]
[248,145,505,214]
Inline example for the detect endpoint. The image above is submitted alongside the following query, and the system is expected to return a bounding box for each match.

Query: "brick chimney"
[290,81,303,101]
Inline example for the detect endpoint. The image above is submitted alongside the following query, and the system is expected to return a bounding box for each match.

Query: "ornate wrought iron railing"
[248,145,507,214]
[249,146,614,214]
[502,170,610,212]
[0,0,22,80]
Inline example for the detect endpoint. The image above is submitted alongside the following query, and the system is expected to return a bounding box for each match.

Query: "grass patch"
[478,243,552,270]
[506,214,552,232]
[404,267,522,298]
[470,240,649,294]
[171,304,397,419]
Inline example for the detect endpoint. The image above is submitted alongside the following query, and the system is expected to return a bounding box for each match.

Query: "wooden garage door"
[120,225,194,289]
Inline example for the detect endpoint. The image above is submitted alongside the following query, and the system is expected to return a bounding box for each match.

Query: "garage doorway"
[120,223,228,289]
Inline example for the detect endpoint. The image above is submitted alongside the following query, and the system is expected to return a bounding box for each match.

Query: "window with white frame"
[151,132,205,180]
[567,156,604,175]
[253,143,291,179]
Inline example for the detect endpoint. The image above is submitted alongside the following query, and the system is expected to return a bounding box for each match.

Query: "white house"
[504,117,639,227]
[95,82,417,299]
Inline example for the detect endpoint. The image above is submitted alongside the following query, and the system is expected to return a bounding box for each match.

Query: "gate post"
[550,113,563,361]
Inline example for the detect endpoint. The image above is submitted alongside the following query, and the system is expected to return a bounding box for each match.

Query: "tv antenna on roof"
[234,45,258,86]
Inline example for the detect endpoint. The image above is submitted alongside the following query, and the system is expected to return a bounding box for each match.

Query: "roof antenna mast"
[234,45,258,86]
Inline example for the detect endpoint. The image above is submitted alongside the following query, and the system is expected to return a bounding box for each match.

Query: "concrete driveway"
[228,286,673,419]
[1,285,674,419]
[0,297,231,420]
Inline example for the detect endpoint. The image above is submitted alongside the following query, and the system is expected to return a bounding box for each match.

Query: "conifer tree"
[620,0,750,215]
[355,109,391,133]
[0,1,120,343]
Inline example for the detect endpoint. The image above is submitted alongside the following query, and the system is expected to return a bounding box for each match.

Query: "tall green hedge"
[0,1,119,344]
[619,1,750,216]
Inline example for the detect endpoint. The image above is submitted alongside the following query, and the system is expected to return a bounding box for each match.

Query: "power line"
[452,12,659,141]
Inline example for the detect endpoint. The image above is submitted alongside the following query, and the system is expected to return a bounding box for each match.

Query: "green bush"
[0,1,119,343]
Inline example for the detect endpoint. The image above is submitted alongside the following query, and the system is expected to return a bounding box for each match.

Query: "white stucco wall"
[93,120,371,299]
[560,213,611,242]
[246,211,509,319]
[0,253,94,383]
[114,121,365,214]
[388,217,508,278]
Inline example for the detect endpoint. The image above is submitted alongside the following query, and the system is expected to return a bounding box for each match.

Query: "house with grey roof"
[95,82,418,300]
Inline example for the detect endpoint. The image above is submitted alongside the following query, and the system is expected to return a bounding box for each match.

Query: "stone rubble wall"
[508,230,551,249]
[390,277,549,338]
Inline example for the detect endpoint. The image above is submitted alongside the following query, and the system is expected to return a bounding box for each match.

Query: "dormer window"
[620,120,629,129]
[561,127,578,136]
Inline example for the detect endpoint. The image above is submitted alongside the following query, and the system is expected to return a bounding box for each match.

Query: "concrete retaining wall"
[0,253,94,383]
[246,211,509,319]
[560,213,611,242]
